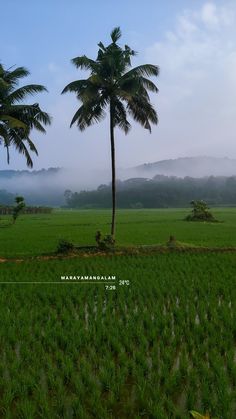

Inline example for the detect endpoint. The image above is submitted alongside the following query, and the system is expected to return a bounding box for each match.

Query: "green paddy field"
[0,208,236,257]
[0,209,235,418]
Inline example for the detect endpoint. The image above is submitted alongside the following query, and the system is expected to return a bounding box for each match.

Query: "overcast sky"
[1,0,236,171]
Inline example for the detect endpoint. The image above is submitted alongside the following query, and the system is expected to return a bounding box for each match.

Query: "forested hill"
[0,168,60,179]
[1,157,236,207]
[134,156,236,178]
[65,175,236,209]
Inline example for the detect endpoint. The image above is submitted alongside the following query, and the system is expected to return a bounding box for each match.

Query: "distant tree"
[12,196,25,224]
[64,189,73,205]
[0,64,51,167]
[62,27,159,240]
[185,200,217,222]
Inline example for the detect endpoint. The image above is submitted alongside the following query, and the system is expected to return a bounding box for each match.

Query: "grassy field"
[0,208,236,257]
[0,209,235,418]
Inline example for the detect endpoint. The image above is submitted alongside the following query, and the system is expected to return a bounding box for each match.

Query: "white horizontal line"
[0,281,116,284]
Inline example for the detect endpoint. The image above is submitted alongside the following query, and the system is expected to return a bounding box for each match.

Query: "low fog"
[1,156,236,206]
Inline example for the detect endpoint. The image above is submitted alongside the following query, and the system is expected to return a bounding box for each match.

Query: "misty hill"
[1,156,236,207]
[0,168,60,179]
[0,168,63,206]
[133,156,236,178]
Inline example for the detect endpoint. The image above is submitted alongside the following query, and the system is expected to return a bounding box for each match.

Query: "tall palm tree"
[62,27,159,239]
[0,64,51,167]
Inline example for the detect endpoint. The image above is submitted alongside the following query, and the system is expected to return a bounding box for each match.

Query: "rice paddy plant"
[0,252,235,417]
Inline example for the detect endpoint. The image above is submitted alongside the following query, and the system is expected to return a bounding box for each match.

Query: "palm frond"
[0,115,27,130]
[8,130,34,168]
[7,85,48,104]
[70,98,106,130]
[0,125,10,163]
[111,27,122,43]
[119,78,150,102]
[62,79,101,104]
[71,56,97,72]
[98,42,107,52]
[62,80,89,94]
[125,45,137,56]
[3,66,30,85]
[0,124,8,139]
[127,95,158,132]
[33,108,52,126]
[113,98,131,134]
[30,118,46,133]
[124,64,159,78]
[7,104,52,127]
[25,137,39,154]
[140,77,158,93]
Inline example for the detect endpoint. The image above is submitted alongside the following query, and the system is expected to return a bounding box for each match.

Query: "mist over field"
[1,156,236,206]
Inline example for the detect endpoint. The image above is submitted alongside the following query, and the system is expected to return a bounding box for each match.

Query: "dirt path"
[1,246,236,263]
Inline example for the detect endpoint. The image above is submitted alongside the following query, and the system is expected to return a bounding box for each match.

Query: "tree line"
[0,205,53,215]
[64,175,236,209]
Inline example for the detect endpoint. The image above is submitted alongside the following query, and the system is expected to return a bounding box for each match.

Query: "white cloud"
[145,1,236,160]
[201,3,219,26]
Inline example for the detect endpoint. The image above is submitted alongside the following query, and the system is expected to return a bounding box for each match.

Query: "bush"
[12,196,25,224]
[185,200,217,222]
[56,239,75,254]
[95,231,115,250]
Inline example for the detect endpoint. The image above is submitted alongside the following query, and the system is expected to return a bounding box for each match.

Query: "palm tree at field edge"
[0,64,51,167]
[62,27,159,240]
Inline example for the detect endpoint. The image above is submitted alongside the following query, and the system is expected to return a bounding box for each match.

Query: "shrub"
[12,196,25,224]
[185,200,217,222]
[56,239,75,254]
[95,230,115,250]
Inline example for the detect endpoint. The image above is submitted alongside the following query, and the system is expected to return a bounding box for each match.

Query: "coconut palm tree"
[0,64,51,167]
[62,27,159,239]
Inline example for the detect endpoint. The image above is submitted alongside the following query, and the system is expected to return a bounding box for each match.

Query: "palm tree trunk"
[109,101,116,239]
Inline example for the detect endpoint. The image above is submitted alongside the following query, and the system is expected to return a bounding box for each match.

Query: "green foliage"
[95,230,115,250]
[56,239,75,254]
[12,196,25,224]
[185,201,217,222]
[0,63,51,167]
